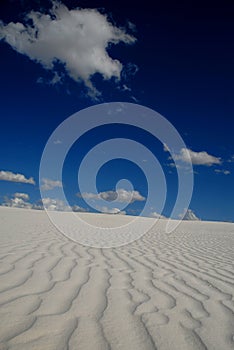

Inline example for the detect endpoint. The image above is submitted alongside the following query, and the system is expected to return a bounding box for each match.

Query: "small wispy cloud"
[0,170,35,184]
[214,169,230,175]
[53,139,62,145]
[227,155,234,163]
[163,143,170,152]
[41,178,62,191]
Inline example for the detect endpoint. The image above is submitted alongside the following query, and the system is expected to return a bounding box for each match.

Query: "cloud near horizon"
[149,212,166,219]
[3,192,32,209]
[41,198,87,212]
[97,206,126,215]
[179,209,200,221]
[0,170,35,184]
[14,192,29,200]
[78,188,145,203]
[0,1,136,97]
[2,193,88,212]
[31,198,88,212]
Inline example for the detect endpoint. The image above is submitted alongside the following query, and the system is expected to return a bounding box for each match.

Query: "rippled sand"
[0,206,234,350]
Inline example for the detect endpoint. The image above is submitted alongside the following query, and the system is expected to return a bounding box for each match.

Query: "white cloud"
[41,178,62,191]
[78,188,145,203]
[41,198,88,212]
[149,212,166,219]
[164,144,221,168]
[53,139,62,145]
[215,169,230,175]
[3,192,32,209]
[163,143,170,152]
[0,1,136,97]
[37,71,64,86]
[31,203,44,210]
[121,84,131,92]
[14,192,29,200]
[98,206,126,215]
[227,155,234,163]
[2,193,88,212]
[174,148,221,166]
[42,198,69,211]
[167,162,183,170]
[179,209,200,221]
[72,205,89,213]
[0,170,35,184]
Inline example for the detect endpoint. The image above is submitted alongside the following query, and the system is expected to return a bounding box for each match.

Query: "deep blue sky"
[0,0,233,221]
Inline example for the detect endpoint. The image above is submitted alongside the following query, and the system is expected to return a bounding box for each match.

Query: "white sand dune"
[0,206,234,350]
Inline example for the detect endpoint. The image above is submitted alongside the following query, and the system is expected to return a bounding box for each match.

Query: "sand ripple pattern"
[0,207,234,350]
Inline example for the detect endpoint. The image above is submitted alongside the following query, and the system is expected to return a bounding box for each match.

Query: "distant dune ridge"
[0,206,234,350]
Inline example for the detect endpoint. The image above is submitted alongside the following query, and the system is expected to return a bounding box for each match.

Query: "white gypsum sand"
[0,206,234,350]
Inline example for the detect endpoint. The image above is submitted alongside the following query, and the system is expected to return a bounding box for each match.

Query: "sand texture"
[0,206,234,350]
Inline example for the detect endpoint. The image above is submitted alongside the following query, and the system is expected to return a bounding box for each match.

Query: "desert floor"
[0,206,234,350]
